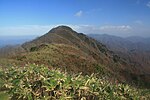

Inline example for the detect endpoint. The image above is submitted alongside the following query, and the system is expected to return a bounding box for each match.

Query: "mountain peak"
[49,25,74,33]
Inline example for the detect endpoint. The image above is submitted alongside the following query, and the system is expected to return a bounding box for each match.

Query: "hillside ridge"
[1,26,149,88]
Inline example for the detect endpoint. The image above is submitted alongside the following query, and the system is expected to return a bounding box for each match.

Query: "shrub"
[0,64,147,100]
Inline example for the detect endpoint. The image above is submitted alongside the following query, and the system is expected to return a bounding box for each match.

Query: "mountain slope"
[89,34,150,87]
[16,44,102,75]
[88,34,150,73]
[22,26,108,54]
[22,26,113,66]
[20,26,149,86]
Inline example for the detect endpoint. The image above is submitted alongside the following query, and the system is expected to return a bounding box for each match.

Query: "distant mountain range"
[88,34,150,74]
[88,34,150,52]
[0,36,37,48]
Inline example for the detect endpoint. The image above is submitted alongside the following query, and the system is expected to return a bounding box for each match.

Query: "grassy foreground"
[0,64,149,100]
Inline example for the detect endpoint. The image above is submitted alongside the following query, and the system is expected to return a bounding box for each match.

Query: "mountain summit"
[22,26,115,75]
[22,25,113,66]
[49,25,75,33]
[22,26,109,56]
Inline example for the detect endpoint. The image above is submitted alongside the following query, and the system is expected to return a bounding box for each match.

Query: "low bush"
[0,64,148,100]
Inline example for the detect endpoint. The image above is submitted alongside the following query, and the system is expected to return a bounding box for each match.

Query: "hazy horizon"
[0,25,150,38]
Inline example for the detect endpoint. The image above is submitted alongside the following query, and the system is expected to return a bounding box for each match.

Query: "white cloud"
[0,24,149,37]
[0,25,55,36]
[66,25,133,36]
[134,20,143,25]
[70,25,96,33]
[75,10,83,17]
[146,1,150,8]
[99,25,132,31]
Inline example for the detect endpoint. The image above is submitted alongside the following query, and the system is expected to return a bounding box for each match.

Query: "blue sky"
[0,0,150,37]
